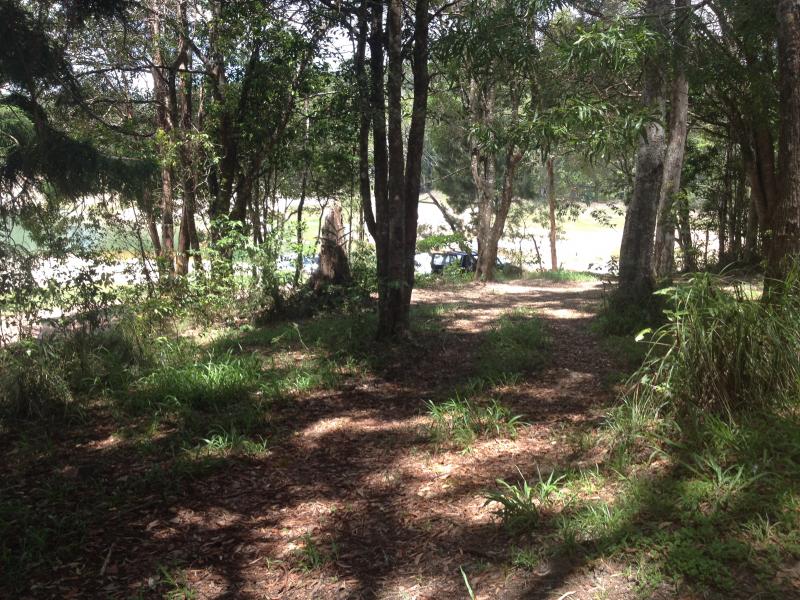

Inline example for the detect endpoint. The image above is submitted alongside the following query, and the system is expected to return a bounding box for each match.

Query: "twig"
[556,592,576,600]
[99,542,116,576]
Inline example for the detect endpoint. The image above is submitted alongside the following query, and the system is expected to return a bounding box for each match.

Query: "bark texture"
[312,203,352,290]
[617,0,667,302]
[653,0,690,278]
[767,0,800,289]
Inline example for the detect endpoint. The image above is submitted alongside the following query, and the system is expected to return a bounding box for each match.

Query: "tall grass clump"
[612,273,800,440]
[0,342,75,422]
[130,351,261,413]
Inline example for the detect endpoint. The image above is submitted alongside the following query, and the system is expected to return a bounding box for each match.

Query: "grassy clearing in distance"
[521,269,599,283]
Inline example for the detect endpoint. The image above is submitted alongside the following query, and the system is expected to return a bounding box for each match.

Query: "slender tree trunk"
[718,140,733,266]
[470,79,496,281]
[617,0,667,303]
[653,0,690,279]
[547,156,558,271]
[355,0,376,240]
[744,193,759,263]
[150,5,176,277]
[766,0,800,292]
[142,187,162,256]
[677,195,695,271]
[294,164,309,288]
[176,7,194,277]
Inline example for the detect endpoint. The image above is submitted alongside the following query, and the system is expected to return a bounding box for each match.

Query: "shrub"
[625,273,800,421]
[0,342,74,421]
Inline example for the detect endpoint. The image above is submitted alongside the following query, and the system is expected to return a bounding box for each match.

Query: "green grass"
[478,308,548,379]
[427,395,524,449]
[294,534,338,572]
[523,269,599,283]
[484,467,566,532]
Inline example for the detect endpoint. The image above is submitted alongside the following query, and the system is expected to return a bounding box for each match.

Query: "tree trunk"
[355,0,377,240]
[547,156,558,271]
[294,163,309,288]
[149,5,176,277]
[677,195,695,271]
[312,203,352,290]
[766,0,800,291]
[653,0,690,279]
[617,0,667,303]
[142,187,162,256]
[176,8,194,277]
[469,79,495,281]
[371,0,430,338]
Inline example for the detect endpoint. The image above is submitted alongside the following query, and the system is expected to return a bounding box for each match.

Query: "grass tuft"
[427,395,524,449]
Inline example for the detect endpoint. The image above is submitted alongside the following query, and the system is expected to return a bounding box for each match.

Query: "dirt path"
[15,280,634,599]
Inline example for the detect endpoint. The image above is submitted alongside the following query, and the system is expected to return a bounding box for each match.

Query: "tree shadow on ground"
[2,280,676,599]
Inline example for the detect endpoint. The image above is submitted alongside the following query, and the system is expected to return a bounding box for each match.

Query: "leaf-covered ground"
[3,279,798,599]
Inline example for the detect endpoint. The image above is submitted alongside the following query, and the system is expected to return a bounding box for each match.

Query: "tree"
[653,0,691,278]
[617,0,668,303]
[353,0,431,337]
[767,0,800,288]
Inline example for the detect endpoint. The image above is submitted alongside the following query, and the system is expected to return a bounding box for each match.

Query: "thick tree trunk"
[312,203,352,290]
[653,0,690,279]
[617,0,667,302]
[767,0,800,291]
[371,0,430,338]
[547,156,558,271]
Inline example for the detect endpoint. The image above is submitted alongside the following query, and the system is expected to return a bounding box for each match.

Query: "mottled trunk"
[547,156,558,272]
[470,79,496,281]
[653,2,689,279]
[766,0,800,292]
[618,0,667,302]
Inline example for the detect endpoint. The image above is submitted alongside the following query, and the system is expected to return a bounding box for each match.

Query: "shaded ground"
[4,280,651,599]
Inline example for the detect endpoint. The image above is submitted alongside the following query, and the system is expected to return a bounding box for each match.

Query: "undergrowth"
[488,273,800,597]
[427,395,524,449]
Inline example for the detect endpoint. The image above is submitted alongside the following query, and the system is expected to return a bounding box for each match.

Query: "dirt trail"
[158,279,622,599]
[22,280,634,599]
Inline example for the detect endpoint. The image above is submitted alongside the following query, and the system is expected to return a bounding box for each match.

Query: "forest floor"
[3,278,797,599]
